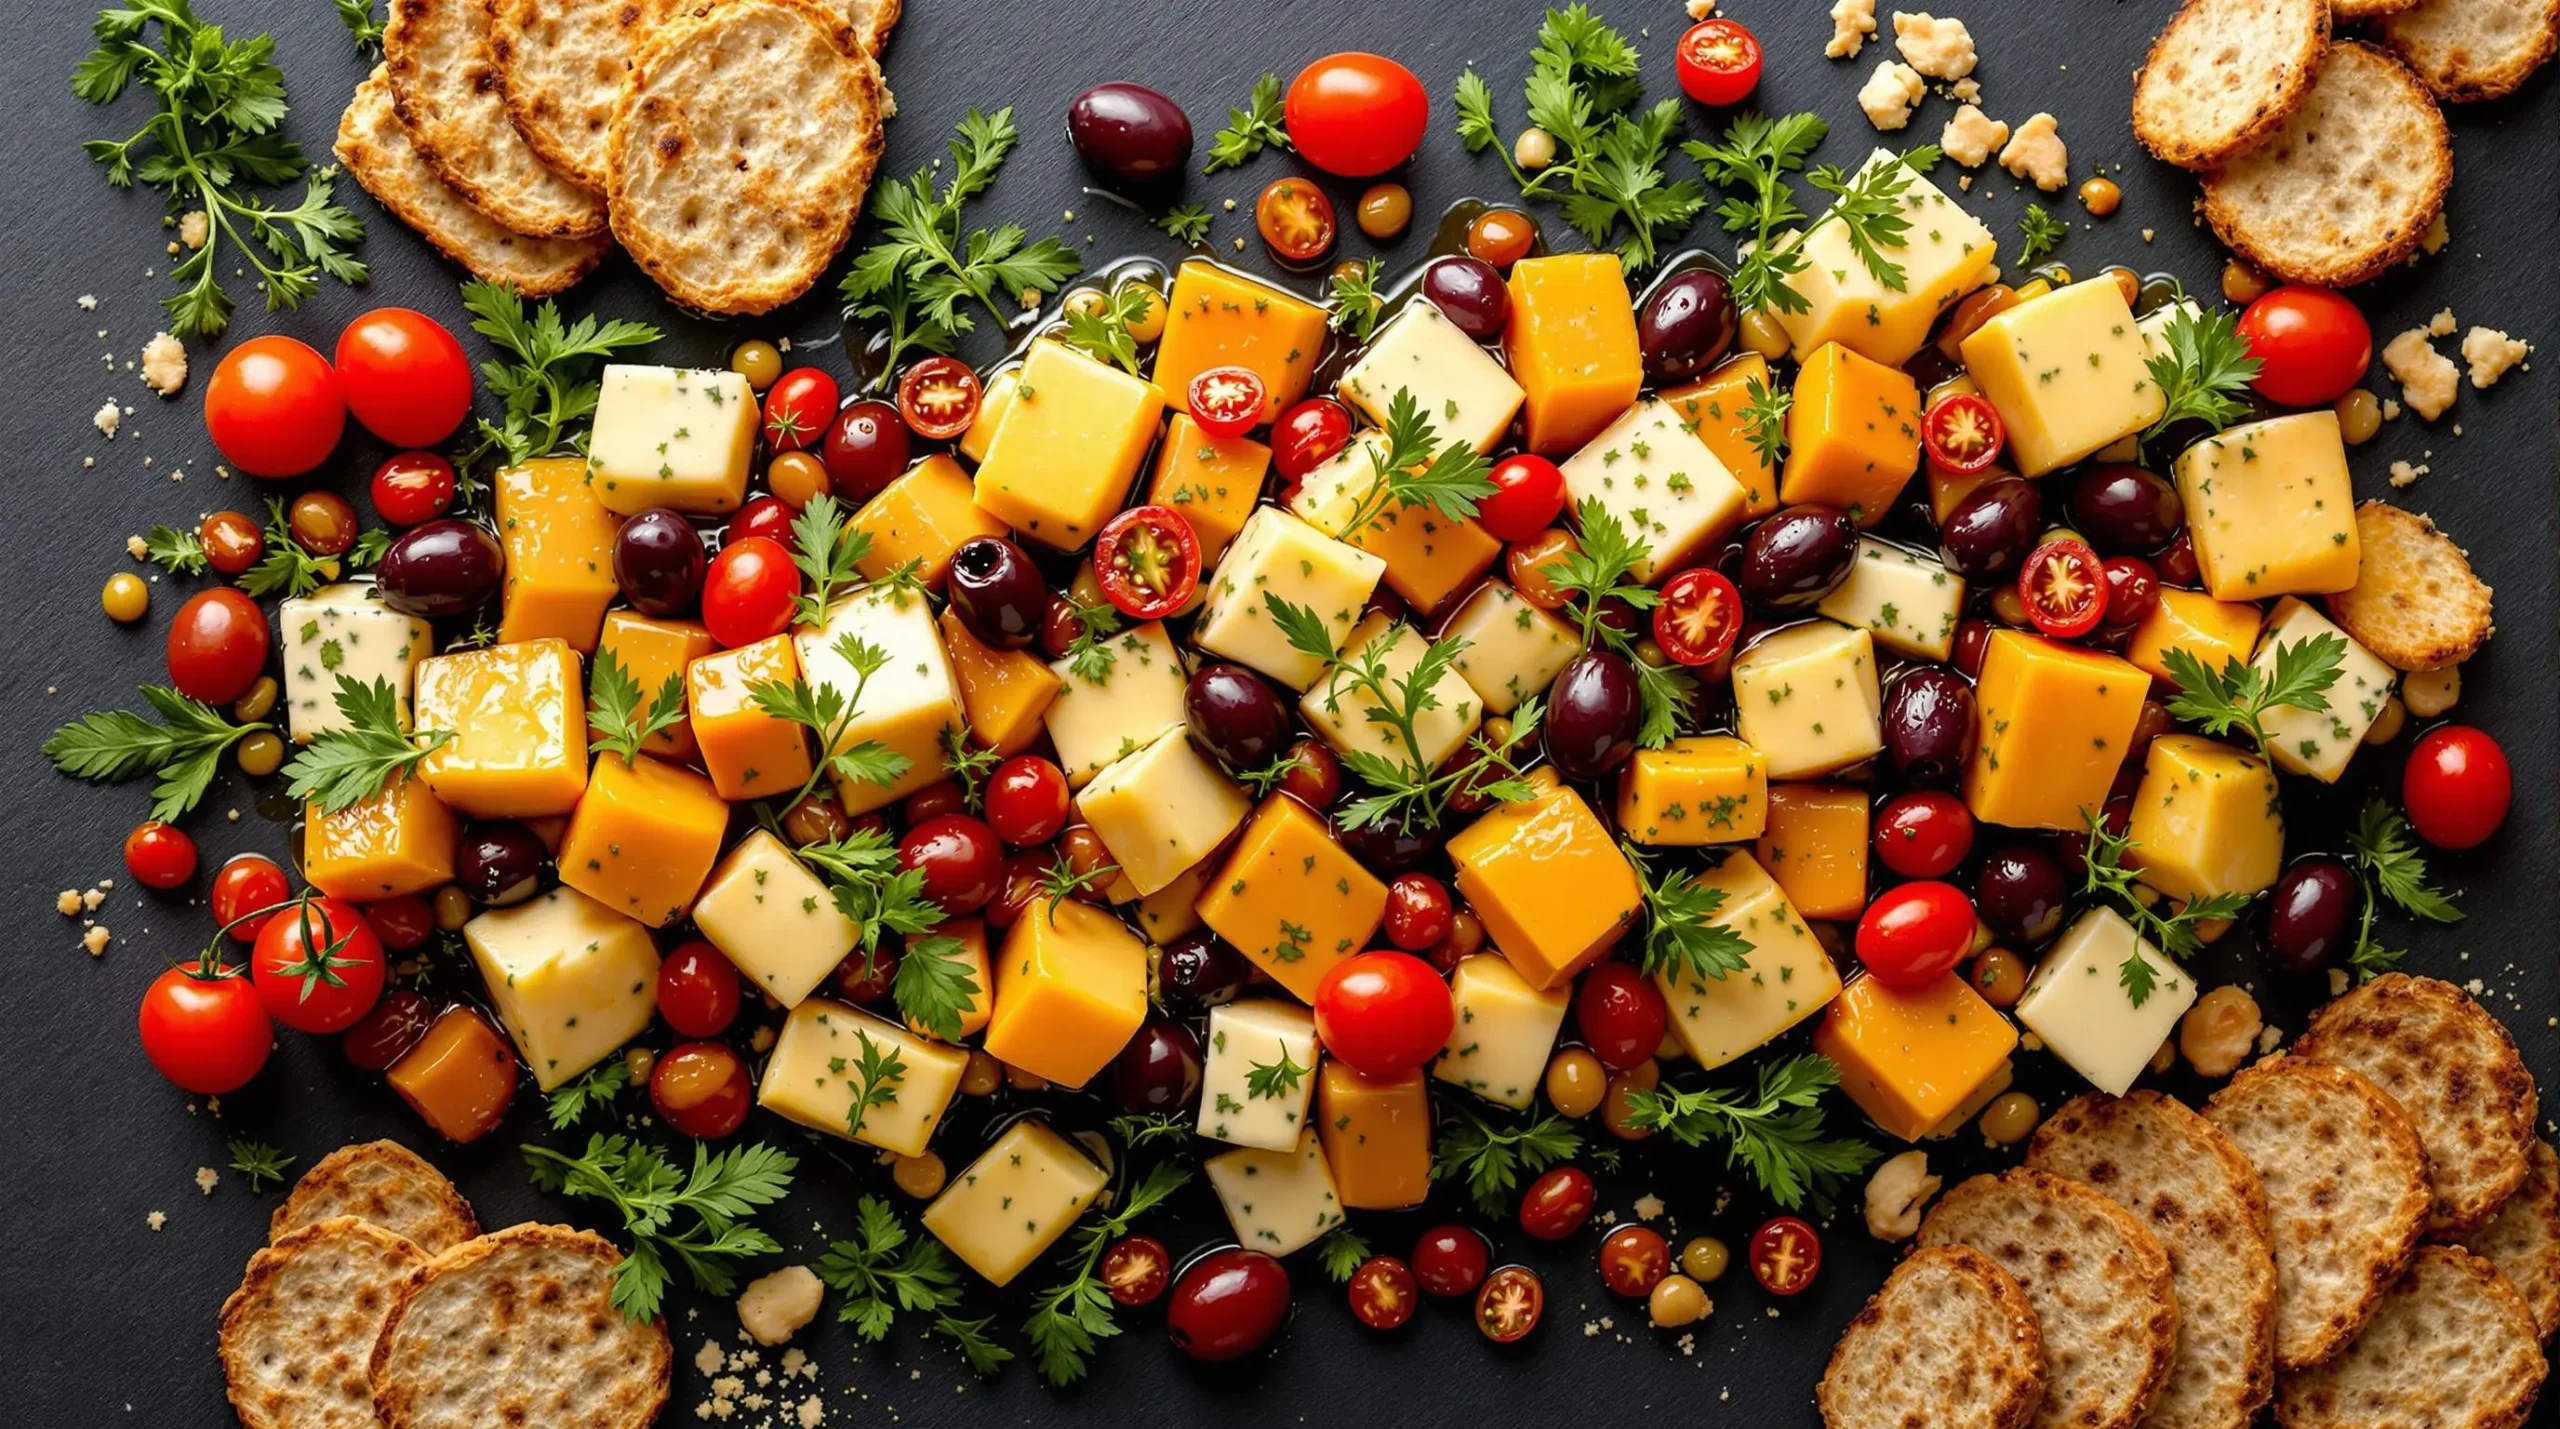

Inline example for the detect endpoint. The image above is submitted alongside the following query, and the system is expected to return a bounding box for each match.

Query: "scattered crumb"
[78,294,98,311]
[1857,60,1925,131]
[2461,327,2530,389]
[750,1024,778,1055]
[141,332,188,397]
[84,925,112,957]
[2382,326,2459,420]
[2329,968,2351,997]
[126,534,149,559]
[56,890,82,916]
[1826,0,1877,59]
[1633,1193,1666,1221]
[1891,12,1977,81]
[1951,76,1980,103]
[2383,397,2403,421]
[94,400,122,439]
[2141,228,2155,243]
[696,1339,726,1376]
[179,210,209,249]
[147,1211,166,1231]
[2388,459,2428,488]
[1686,0,1716,16]
[2428,307,2457,338]
[1939,104,2008,167]
[736,1265,824,1346]
[2420,212,2449,255]
[195,1166,219,1196]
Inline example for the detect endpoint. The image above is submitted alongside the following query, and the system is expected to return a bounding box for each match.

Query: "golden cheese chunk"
[413,638,590,818]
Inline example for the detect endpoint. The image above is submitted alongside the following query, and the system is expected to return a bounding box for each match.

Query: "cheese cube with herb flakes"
[795,587,965,816]
[2126,588,2262,692]
[1317,1064,1431,1209]
[1193,506,1386,691]
[1730,621,1883,780]
[2253,597,2394,783]
[845,454,1008,590]
[686,635,814,803]
[279,582,431,744]
[1962,630,2146,832]
[1774,150,1996,367]
[1299,614,1481,775]
[554,755,728,927]
[924,1119,1108,1286]
[2125,735,2283,908]
[1198,1000,1320,1150]
[1559,397,1751,583]
[982,898,1148,1090]
[1151,260,1329,423]
[1617,736,1768,846]
[1436,953,1571,1110]
[1813,973,2018,1142]
[757,998,968,1158]
[493,456,620,651]
[1660,353,1782,516]
[1506,254,1644,454]
[1204,1128,1345,1258]
[1043,619,1188,787]
[463,885,660,1092]
[1290,433,1502,616]
[1147,412,1269,566]
[1653,851,1843,1071]
[1337,301,1527,454]
[937,609,1061,757]
[958,368,1015,465]
[1074,726,1250,898]
[1131,861,1209,945]
[1195,795,1388,1003]
[690,828,859,1010]
[2014,907,2194,1095]
[597,612,713,761]
[972,339,1165,550]
[1780,343,1923,523]
[302,775,457,901]
[2172,411,2362,600]
[906,917,993,1041]
[1818,538,1965,659]
[588,364,757,516]
[1756,785,1870,921]
[413,638,589,818]
[1446,772,1642,990]
[1959,278,2164,477]
[1441,580,1582,717]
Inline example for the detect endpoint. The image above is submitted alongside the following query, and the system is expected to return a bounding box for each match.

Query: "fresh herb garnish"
[794,829,949,962]
[1023,1160,1191,1385]
[459,280,662,471]
[2078,813,2252,1005]
[584,651,689,765]
[816,1196,1012,1374]
[1057,596,1126,684]
[1432,1108,1582,1218]
[1034,853,1119,911]
[1059,284,1154,376]
[142,524,206,576]
[940,724,1002,813]
[844,1027,906,1140]
[1335,388,1496,537]
[1622,1054,1878,1211]
[225,1138,294,1192]
[1740,374,1792,468]
[1684,110,1828,317]
[44,685,265,822]
[329,0,383,53]
[1328,257,1384,343]
[1234,750,1310,797]
[1546,499,1694,747]
[521,1134,798,1321]
[239,497,367,600]
[747,632,914,815]
[1157,202,1213,244]
[1204,73,1289,172]
[2015,202,2067,267]
[2345,800,2463,981]
[788,493,871,627]
[1107,1112,1194,1148]
[2141,304,2262,442]
[2160,635,2346,762]
[1244,1048,1308,1101]
[1625,845,1754,983]
[1315,1229,1372,1284]
[281,676,452,814]
[547,1059,630,1131]
[892,935,982,1046]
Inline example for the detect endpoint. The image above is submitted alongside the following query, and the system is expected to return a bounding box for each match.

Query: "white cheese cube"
[923,1120,1107,1286]
[2172,412,2362,601]
[797,588,965,815]
[1337,301,1525,454]
[1075,726,1250,897]
[757,999,967,1158]
[2015,907,2194,1096]
[1197,1000,1320,1150]
[1730,621,1883,779]
[2137,298,2200,364]
[1043,620,1189,788]
[2252,598,2395,784]
[463,885,660,1091]
[691,829,859,1009]
[1817,538,1966,660]
[278,582,432,743]
[1203,1129,1346,1257]
[1959,278,2164,477]
[1193,506,1385,690]
[1443,580,1583,716]
[1435,954,1570,1110]
[1559,398,1750,583]
[1775,150,1997,366]
[1300,613,1481,775]
[1654,853,1843,1070]
[588,364,757,515]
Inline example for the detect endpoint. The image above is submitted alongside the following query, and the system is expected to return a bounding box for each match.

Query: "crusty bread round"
[2201,42,2453,287]
[270,1139,480,1256]
[605,0,886,315]
[2297,973,2539,1241]
[370,1224,668,1429]
[1918,1168,2179,1429]
[2327,502,2494,672]
[2028,1092,2277,1429]
[2466,1139,2560,1337]
[2275,1246,2548,1429]
[220,1216,426,1429]
[1819,1244,2046,1429]
[386,0,608,239]
[2341,0,2429,15]
[489,0,672,192]
[840,0,902,54]
[2378,0,2560,103]
[2132,0,2330,169]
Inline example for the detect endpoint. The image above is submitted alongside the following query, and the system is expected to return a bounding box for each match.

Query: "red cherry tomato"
[250,896,387,1035]
[1092,505,1201,620]
[371,451,458,526]
[210,854,291,943]
[1750,1216,1821,1295]
[1517,1166,1597,1241]
[139,963,271,1094]
[895,356,982,440]
[1923,392,2006,476]
[659,941,743,1039]
[728,494,800,551]
[1256,177,1338,265]
[2018,537,2107,639]
[1284,53,1428,177]
[341,988,434,1072]
[1475,1265,1544,1343]
[2236,285,2372,407]
[335,308,470,447]
[1855,880,1977,987]
[1674,18,1764,106]
[2098,555,2160,633]
[898,814,1004,915]
[700,536,799,647]
[200,510,265,575]
[1381,873,1454,951]
[1314,951,1455,1077]
[2403,725,2511,850]
[1873,790,1975,880]
[1598,1225,1671,1298]
[123,820,198,889]
[167,587,272,705]
[762,367,839,452]
[1413,1224,1491,1297]
[1653,567,1746,668]
[1186,365,1268,438]
[1272,398,1354,482]
[822,399,911,503]
[651,1041,751,1140]
[1348,1254,1418,1330]
[1478,453,1568,542]
[1166,1248,1293,1362]
[984,755,1070,846]
[365,895,436,952]
[1276,737,1343,810]
[1101,1234,1170,1307]
[1574,962,1670,1071]
[205,335,345,479]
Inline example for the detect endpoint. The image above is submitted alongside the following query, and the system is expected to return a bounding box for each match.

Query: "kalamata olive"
[1419,256,1510,341]
[458,822,548,907]
[2068,465,2184,555]
[1111,1018,1204,1115]
[374,518,503,618]
[1975,844,2069,946]
[1334,808,1441,873]
[1881,668,1977,786]
[1158,929,1250,1011]
[1067,82,1194,188]
[947,537,1046,649]
[1939,479,2043,582]
[2265,855,2359,972]
[613,508,707,617]
[1543,650,1641,779]
[1167,1248,1292,1362]
[1185,663,1292,769]
[1636,269,1738,382]
[1740,506,1858,610]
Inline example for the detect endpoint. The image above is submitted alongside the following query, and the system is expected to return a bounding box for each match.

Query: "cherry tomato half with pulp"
[2403,725,2511,850]
[1750,1216,1821,1295]
[250,896,387,1035]
[1475,1266,1544,1344]
[1313,950,1455,1077]
[167,587,272,705]
[1092,504,1201,620]
[211,854,292,942]
[2018,537,2107,639]
[139,963,271,1094]
[1101,1234,1170,1307]
[1575,962,1670,1071]
[1186,365,1268,438]
[372,451,458,526]
[1478,453,1568,542]
[700,536,799,647]
[1856,880,1977,987]
[205,335,345,479]
[1653,567,1745,668]
[1674,19,1764,106]
[894,356,982,440]
[1518,1166,1597,1241]
[335,308,471,448]
[1284,53,1428,178]
[1256,177,1338,266]
[659,941,743,1039]
[1271,398,1354,482]
[651,1041,751,1140]
[1923,392,2006,476]
[2236,285,2372,408]
[1348,1255,1418,1331]
[762,367,839,452]
[124,821,198,889]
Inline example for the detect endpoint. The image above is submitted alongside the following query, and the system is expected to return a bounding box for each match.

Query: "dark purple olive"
[1543,650,1641,779]
[1333,808,1441,873]
[1740,505,1858,610]
[1882,668,1977,786]
[1419,256,1510,341]
[1066,82,1193,189]
[457,821,548,907]
[612,508,706,617]
[1185,663,1291,769]
[1158,929,1250,1011]
[1975,843,2070,945]
[1939,478,2044,581]
[1636,269,1738,382]
[947,537,1046,649]
[374,518,503,618]
[1110,1018,1203,1115]
[2069,465,2184,555]
[2265,855,2359,972]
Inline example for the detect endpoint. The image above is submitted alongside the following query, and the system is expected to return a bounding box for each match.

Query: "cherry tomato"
[336,308,470,447]
[895,356,982,440]
[659,941,743,1038]
[1092,505,1201,620]
[210,854,291,942]
[201,510,264,575]
[1276,737,1342,809]
[2018,537,2107,639]
[1653,567,1745,668]
[123,820,197,889]
[651,1041,751,1140]
[1166,1248,1292,1362]
[1873,790,1975,879]
[700,536,798,647]
[1475,1265,1544,1344]
[1186,365,1268,438]
[984,755,1070,846]
[205,335,345,479]
[1517,1166,1597,1241]
[1599,1225,1671,1298]
[167,587,272,705]
[1467,209,1536,268]
[1272,398,1354,482]
[1674,18,1764,106]
[762,367,838,452]
[1348,1254,1418,1331]
[250,896,386,1035]
[728,495,800,551]
[1256,177,1338,266]
[2236,285,2372,407]
[2404,725,2511,850]
[341,988,434,1072]
[1750,1216,1821,1295]
[2098,555,2160,633]
[1856,881,1977,987]
[1575,962,1670,1071]
[1508,528,1582,609]
[1313,951,1454,1077]
[1923,392,2006,476]
[899,814,1004,915]
[1413,1224,1491,1297]
[823,399,911,503]
[1478,454,1567,542]
[370,452,458,526]
[1284,53,1428,177]
[1101,1234,1170,1307]
[365,895,435,952]
[139,963,271,1094]
[1381,873,1454,951]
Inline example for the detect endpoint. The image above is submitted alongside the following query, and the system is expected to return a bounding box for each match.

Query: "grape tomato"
[897,356,983,440]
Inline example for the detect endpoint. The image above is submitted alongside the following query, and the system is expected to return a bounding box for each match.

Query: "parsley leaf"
[1245,1048,1308,1101]
[844,1027,906,1139]
[225,1138,295,1192]
[1023,1161,1191,1384]
[1544,499,1693,746]
[1623,1055,1878,1211]
[1802,145,1945,295]
[1626,845,1754,983]
[547,1059,630,1131]
[2141,304,2262,442]
[1315,1229,1372,1284]
[1328,257,1384,343]
[1336,389,1496,536]
[1059,284,1153,375]
[1058,596,1126,684]
[795,829,948,961]
[44,684,265,822]
[2344,800,2462,982]
[2015,202,2067,267]
[816,1196,1012,1373]
[239,496,369,600]
[142,524,206,576]
[892,935,983,1045]
[2079,813,2251,1005]
[1204,73,1289,172]
[459,280,662,472]
[1432,1108,1581,1218]
[330,0,384,54]
[1740,374,1792,469]
[584,650,688,765]
[2161,634,2345,760]
[747,632,915,816]
[940,724,1002,814]
[1157,201,1213,244]
[523,1135,797,1321]
[1684,110,1829,317]
[789,493,872,627]
[281,676,452,814]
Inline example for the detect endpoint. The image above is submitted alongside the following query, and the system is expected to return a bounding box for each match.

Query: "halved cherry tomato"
[1101,1234,1170,1307]
[250,895,387,1035]
[1186,365,1267,437]
[1478,453,1567,542]
[124,820,198,889]
[1313,950,1454,1078]
[2236,285,2371,408]
[2404,725,2511,850]
[1923,392,2005,476]
[1272,398,1354,481]
[896,356,982,440]
[1348,1254,1418,1330]
[1256,177,1338,266]
[1092,504,1201,620]
[701,536,799,647]
[1855,880,1977,986]
[762,367,839,452]
[2018,537,2107,639]
[336,308,471,448]
[1674,19,1763,106]
[1653,567,1745,667]
[1475,1265,1544,1343]
[1750,1216,1821,1295]
[207,335,345,479]
[1284,53,1428,178]
[210,854,291,943]
[371,451,458,526]
[139,963,271,1094]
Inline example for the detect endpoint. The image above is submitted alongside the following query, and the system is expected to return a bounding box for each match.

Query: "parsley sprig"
[1245,1048,1308,1102]
[1315,1230,1372,1284]
[1547,499,1695,746]
[790,830,983,1041]
[142,524,206,576]
[45,685,266,822]
[2344,800,2464,980]
[1157,202,1213,244]
[940,724,1002,813]
[747,632,913,816]
[281,676,452,814]
[1057,596,1126,684]
[1204,73,1289,172]
[2016,202,2067,267]
[788,494,869,626]
[585,651,688,764]
[1625,845,1754,983]
[1623,1055,1878,1211]
[459,281,661,474]
[547,1060,630,1131]
[1684,110,1827,316]
[2078,813,2251,1006]
[844,1028,906,1139]
[240,496,374,600]
[225,1138,294,1192]
[1432,1108,1582,1217]
[2141,304,2262,442]
[1023,1160,1191,1385]
[522,1135,798,1321]
[1328,257,1385,343]
[2160,634,2346,762]
[816,1196,1012,1374]
[1740,374,1792,469]
[1335,389,1496,537]
[1058,284,1154,376]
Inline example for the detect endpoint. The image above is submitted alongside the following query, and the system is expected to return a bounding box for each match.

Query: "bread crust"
[2465,1140,2560,1337]
[2134,0,2329,169]
[487,0,670,192]
[2379,0,2560,103]
[220,1216,426,1429]
[386,0,608,239]
[1819,1244,2046,1429]
[270,1138,482,1256]
[2328,502,2495,672]
[2275,1246,2548,1429]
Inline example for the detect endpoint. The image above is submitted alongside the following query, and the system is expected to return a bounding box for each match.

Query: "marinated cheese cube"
[1730,621,1883,780]
[924,1119,1107,1286]
[1317,1064,1431,1210]
[1812,974,2019,1142]
[1204,1129,1345,1258]
[1043,620,1187,787]
[1198,999,1320,1150]
[588,364,756,515]
[1152,260,1327,422]
[1300,614,1481,775]
[1506,254,1643,454]
[556,755,729,927]
[1960,278,2164,477]
[597,611,714,760]
[1447,772,1641,990]
[1195,795,1387,1003]
[1147,412,1269,565]
[463,885,659,1091]
[302,775,457,901]
[1193,506,1384,691]
[2173,412,2361,600]
[1559,397,1750,583]
[1963,630,2146,831]
[2015,908,2194,1095]
[1290,434,1501,615]
[847,454,1007,590]
[937,609,1059,757]
[1337,300,1526,454]
[1780,343,1923,522]
[796,588,965,814]
[972,340,1163,549]
[1075,727,1249,898]
[1132,862,1208,945]
[982,897,1147,1089]
[691,829,858,1009]
[1436,953,1570,1110]
[1756,785,1871,921]
[279,582,431,744]
[1617,736,1767,846]
[1442,580,1581,717]
[686,635,813,802]
[414,638,589,818]
[2253,598,2394,783]
[2125,735,2283,907]
[758,999,967,1157]
[1660,353,1781,517]
[494,456,621,651]
[386,1006,517,1144]
[2127,588,2262,691]
[1773,151,1994,366]
[1654,852,1843,1070]
[1818,538,1965,659]
[906,917,993,1041]
[957,367,1015,464]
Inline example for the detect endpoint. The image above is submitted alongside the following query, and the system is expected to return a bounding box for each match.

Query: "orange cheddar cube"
[936,609,1061,756]
[303,775,458,901]
[1813,974,2018,1142]
[1755,785,1870,922]
[1505,254,1642,455]
[1780,343,1923,525]
[1447,772,1642,990]
[1290,434,1503,615]
[1317,1064,1432,1210]
[493,456,620,652]
[2127,588,2262,691]
[1148,412,1269,565]
[386,1006,516,1144]
[1662,353,1781,517]
[686,635,813,802]
[1194,795,1387,1003]
[556,755,730,926]
[1151,260,1328,422]
[973,339,1164,550]
[1618,736,1767,846]
[1964,630,2147,832]
[849,454,1007,589]
[908,917,994,1041]
[958,367,1015,464]
[597,611,714,761]
[983,898,1148,1089]
[413,639,589,818]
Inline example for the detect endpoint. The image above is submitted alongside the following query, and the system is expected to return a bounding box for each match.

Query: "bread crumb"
[2383,397,2403,421]
[2461,327,2530,389]
[195,1166,219,1196]
[1826,0,1877,58]
[2428,307,2457,338]
[56,889,83,916]
[1939,104,2008,167]
[84,925,112,957]
[1998,113,2068,191]
[797,1395,824,1428]
[141,332,188,396]
[2328,967,2351,997]
[85,885,109,910]
[78,294,98,311]
[695,1338,726,1375]
[2420,212,2449,254]
[179,210,209,249]
[2382,326,2459,420]
[1633,1193,1666,1221]
[1891,12,1977,80]
[2388,459,2429,488]
[93,400,122,439]
[147,1210,166,1231]
[1857,61,1926,131]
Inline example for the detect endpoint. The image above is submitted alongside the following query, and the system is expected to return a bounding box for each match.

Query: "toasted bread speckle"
[2327,502,2494,672]
[271,1139,480,1256]
[2133,0,2329,169]
[387,0,608,238]
[221,1216,426,1429]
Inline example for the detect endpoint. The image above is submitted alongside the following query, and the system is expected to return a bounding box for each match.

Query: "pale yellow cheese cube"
[1074,727,1250,897]
[1817,538,1965,660]
[757,999,967,1158]
[796,588,965,815]
[1959,279,2164,477]
[1337,301,1525,454]
[1197,1000,1320,1150]
[1043,620,1189,787]
[1435,954,1570,1110]
[1443,580,1583,716]
[463,885,660,1091]
[2015,908,2194,1095]
[2125,735,2284,907]
[1730,621,1883,779]
[588,364,757,515]
[2253,598,2395,783]
[2172,412,2362,600]
[923,1120,1108,1286]
[1775,150,1996,366]
[1559,397,1750,583]
[691,829,859,1009]
[1653,853,1842,1070]
[1203,1129,1345,1257]
[1300,614,1481,775]
[1193,506,1385,690]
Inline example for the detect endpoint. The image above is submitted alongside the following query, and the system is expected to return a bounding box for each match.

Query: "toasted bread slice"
[371,1225,668,1429]
[2297,973,2538,1241]
[386,0,607,238]
[1820,1244,2047,1429]
[488,0,672,192]
[2275,1246,2547,1429]
[2467,1140,2560,1337]
[606,0,886,315]
[2133,0,2329,169]
[2328,502,2495,671]
[220,1215,426,1429]
[2028,1092,2277,1429]
[2379,0,2560,102]
[2340,0,2428,14]
[1918,1168,2179,1429]
[2201,42,2453,287]
[270,1138,479,1256]
[843,0,902,54]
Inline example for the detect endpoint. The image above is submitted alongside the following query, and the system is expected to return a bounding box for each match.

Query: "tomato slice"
[1923,392,2006,475]
[1092,504,1202,620]
[1750,1217,1821,1295]
[1101,1234,1170,1307]
[1474,1265,1544,1343]
[896,356,982,440]
[1675,19,1763,106]
[2018,537,2107,638]
[1186,365,1268,437]
[1652,567,1745,667]
[1256,178,1338,265]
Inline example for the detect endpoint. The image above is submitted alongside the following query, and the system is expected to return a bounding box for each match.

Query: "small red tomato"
[700,536,798,647]
[984,755,1070,846]
[341,988,435,1072]
[986,850,1049,930]
[1348,1254,1418,1331]
[1474,1265,1544,1344]
[659,941,743,1039]
[1381,873,1454,951]
[728,494,800,551]
[1166,1249,1292,1362]
[1750,1216,1821,1295]
[336,308,470,448]
[1872,790,1975,880]
[1923,392,2005,476]
[371,452,459,526]
[364,895,435,952]
[651,1041,751,1140]
[896,356,982,441]
[899,814,1004,915]
[1271,398,1354,482]
[1856,881,1978,987]
[210,854,292,942]
[250,896,387,1035]
[1276,737,1342,810]
[205,335,345,479]
[2156,529,2202,589]
[2236,285,2372,408]
[1413,1224,1491,1298]
[903,781,968,826]
[1653,567,1745,668]
[138,963,271,1094]
[1101,1234,1170,1307]
[1092,504,1201,620]
[1518,1166,1597,1242]
[1574,962,1670,1071]
[1186,365,1268,437]
[123,820,198,889]
[2098,555,2159,633]
[1256,177,1338,266]
[2404,725,2511,850]
[1284,52,1428,177]
[762,367,839,452]
[1674,18,1763,106]
[1478,454,1568,542]
[200,510,264,575]
[822,399,911,503]
[167,587,272,705]
[2018,537,2107,639]
[1598,1225,1671,1298]
[1313,951,1455,1078]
